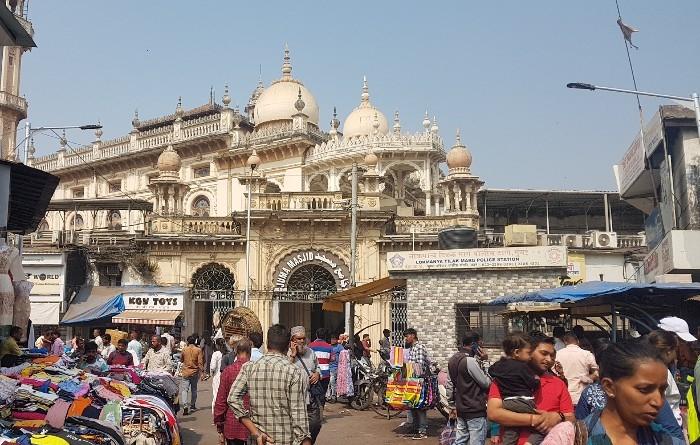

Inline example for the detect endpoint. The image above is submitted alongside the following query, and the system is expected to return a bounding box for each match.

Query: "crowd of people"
[444,316,698,445]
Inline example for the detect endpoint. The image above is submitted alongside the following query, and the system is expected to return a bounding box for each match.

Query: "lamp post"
[244,149,261,308]
[566,82,700,139]
[21,122,103,163]
[15,122,102,255]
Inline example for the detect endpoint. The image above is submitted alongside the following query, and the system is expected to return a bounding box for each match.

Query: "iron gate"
[390,287,407,346]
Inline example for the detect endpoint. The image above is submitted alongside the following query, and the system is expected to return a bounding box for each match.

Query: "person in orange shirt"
[180,335,205,415]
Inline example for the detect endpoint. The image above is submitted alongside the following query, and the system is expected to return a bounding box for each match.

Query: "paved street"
[180,379,447,444]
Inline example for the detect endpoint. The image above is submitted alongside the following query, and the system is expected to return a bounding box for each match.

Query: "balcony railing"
[0,91,27,118]
[149,216,242,236]
[253,192,345,211]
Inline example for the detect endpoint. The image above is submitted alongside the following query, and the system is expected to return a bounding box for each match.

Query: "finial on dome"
[175,96,184,119]
[393,110,401,134]
[455,128,462,145]
[95,121,103,141]
[282,43,292,79]
[59,130,67,151]
[294,87,305,112]
[361,75,370,104]
[372,111,380,136]
[131,109,140,128]
[222,84,231,107]
[431,115,439,133]
[27,138,35,158]
[330,106,340,130]
[422,110,431,131]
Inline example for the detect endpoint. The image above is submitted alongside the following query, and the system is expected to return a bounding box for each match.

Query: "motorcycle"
[335,356,375,410]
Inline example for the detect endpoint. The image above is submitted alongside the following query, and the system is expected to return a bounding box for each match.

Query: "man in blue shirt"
[326,333,344,402]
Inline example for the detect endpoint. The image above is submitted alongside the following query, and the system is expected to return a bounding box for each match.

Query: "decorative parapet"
[305,132,445,164]
[0,91,28,118]
[252,191,345,211]
[148,216,241,236]
[390,215,476,234]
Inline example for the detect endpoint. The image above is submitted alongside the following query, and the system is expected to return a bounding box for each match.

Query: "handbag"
[298,356,326,406]
[439,420,457,445]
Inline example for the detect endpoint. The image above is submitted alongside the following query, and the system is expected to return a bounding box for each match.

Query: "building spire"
[422,110,431,132]
[393,110,401,134]
[222,84,231,107]
[455,128,462,145]
[281,43,292,79]
[361,75,370,104]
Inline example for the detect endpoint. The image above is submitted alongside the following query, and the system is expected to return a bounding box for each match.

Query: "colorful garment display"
[336,349,354,397]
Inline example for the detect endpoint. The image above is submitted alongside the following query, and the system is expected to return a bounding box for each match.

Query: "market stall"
[491,281,700,340]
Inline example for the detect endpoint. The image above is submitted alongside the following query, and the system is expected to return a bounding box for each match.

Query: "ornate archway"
[191,262,236,300]
[272,250,350,301]
[287,264,337,294]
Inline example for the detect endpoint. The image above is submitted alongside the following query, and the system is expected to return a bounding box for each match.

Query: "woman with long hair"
[210,337,228,414]
[644,330,682,427]
[584,340,684,444]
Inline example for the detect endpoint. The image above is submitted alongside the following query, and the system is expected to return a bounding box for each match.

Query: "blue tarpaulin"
[489,281,700,306]
[60,286,126,325]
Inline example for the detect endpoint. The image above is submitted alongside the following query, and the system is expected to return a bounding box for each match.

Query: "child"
[489,333,542,445]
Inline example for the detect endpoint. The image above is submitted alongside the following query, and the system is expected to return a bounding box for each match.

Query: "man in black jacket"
[446,332,492,445]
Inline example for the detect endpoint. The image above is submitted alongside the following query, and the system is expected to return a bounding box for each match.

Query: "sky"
[20,1,700,190]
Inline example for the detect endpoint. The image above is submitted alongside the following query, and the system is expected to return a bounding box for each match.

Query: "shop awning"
[60,286,126,326]
[322,277,406,312]
[489,281,700,307]
[112,310,181,326]
[30,302,60,325]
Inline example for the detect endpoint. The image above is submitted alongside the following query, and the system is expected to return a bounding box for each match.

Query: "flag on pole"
[617,18,639,49]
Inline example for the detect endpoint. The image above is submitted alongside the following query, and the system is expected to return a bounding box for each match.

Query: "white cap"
[658,316,697,342]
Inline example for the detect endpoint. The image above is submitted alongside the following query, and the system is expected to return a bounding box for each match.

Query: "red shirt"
[488,373,573,445]
[214,357,250,441]
[107,350,134,367]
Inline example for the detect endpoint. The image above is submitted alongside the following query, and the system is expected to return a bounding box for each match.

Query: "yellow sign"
[563,253,586,285]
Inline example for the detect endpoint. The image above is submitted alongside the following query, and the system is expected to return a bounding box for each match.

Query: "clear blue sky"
[21,1,700,190]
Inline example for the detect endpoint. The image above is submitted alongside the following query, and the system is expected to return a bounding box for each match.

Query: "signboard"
[563,253,586,285]
[618,136,645,195]
[387,246,567,272]
[123,293,183,311]
[644,231,674,282]
[273,250,351,292]
[644,207,665,251]
[24,265,64,296]
[659,158,675,233]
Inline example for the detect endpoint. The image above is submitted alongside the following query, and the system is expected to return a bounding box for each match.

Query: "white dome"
[253,46,319,127]
[343,76,389,139]
[254,80,319,126]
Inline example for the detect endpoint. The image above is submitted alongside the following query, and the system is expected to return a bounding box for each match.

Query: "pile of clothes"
[0,354,180,445]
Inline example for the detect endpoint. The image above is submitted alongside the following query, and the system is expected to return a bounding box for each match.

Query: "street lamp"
[566,82,700,137]
[244,149,261,308]
[20,122,103,162]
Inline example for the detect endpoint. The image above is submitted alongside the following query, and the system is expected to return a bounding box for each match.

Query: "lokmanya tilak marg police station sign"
[387,246,568,272]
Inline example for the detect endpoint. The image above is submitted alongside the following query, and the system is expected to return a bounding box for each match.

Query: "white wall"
[584,253,626,282]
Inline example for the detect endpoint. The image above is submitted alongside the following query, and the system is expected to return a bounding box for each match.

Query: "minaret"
[0,1,33,160]
[439,129,483,228]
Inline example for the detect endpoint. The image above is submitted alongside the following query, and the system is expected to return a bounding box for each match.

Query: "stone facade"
[398,268,564,366]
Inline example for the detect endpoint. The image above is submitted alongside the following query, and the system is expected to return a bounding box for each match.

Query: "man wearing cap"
[289,326,322,444]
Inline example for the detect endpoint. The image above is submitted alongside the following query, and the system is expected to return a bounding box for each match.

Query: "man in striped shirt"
[308,328,332,418]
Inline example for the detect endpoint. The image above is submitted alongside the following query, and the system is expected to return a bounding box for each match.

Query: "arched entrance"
[273,250,349,335]
[191,262,236,334]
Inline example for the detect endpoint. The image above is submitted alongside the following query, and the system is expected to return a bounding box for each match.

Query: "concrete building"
[615,105,700,282]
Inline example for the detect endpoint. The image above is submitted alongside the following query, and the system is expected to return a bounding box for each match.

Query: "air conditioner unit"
[561,234,583,248]
[504,224,538,247]
[590,231,618,249]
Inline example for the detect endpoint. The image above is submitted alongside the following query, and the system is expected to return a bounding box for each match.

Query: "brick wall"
[397,268,564,367]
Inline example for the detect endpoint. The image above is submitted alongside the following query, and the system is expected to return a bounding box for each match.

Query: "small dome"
[343,76,389,139]
[253,47,320,127]
[157,145,182,172]
[446,130,472,170]
[364,151,378,167]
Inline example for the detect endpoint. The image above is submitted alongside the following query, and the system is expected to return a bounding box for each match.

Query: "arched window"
[192,196,210,217]
[191,262,236,300]
[308,175,328,192]
[108,210,122,230]
[38,219,49,232]
[264,182,281,193]
[72,214,84,230]
[287,264,337,297]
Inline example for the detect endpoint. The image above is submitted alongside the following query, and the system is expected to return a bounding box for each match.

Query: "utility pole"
[345,163,358,339]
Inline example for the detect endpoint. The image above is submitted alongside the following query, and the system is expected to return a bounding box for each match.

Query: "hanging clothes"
[336,349,354,397]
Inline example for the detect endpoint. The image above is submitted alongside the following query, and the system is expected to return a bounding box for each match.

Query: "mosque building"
[26,47,647,347]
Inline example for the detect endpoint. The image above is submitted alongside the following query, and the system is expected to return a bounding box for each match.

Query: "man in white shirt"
[93,329,104,352]
[162,330,175,353]
[101,333,116,360]
[553,326,566,351]
[556,332,598,406]
[127,330,143,366]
